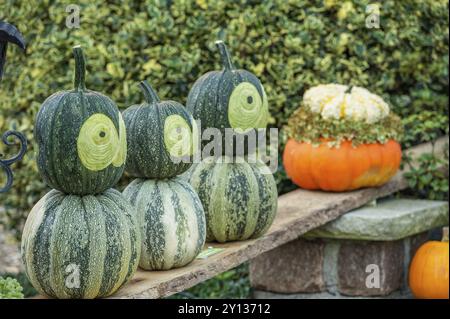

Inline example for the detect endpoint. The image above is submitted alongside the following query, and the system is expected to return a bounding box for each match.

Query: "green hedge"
[0,0,448,237]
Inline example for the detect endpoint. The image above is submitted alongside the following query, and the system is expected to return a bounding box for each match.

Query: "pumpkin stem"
[139,80,160,104]
[215,40,234,71]
[442,227,449,242]
[73,45,86,91]
[345,85,353,94]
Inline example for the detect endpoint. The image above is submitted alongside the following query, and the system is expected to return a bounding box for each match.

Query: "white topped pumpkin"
[303,84,390,124]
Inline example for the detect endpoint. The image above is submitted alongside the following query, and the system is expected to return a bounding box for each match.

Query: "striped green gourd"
[123,81,196,179]
[21,188,141,299]
[123,177,206,270]
[186,41,269,154]
[188,157,277,242]
[34,46,126,195]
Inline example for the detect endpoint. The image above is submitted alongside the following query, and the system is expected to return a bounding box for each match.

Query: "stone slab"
[304,199,449,241]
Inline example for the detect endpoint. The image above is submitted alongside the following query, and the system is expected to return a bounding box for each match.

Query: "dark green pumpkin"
[35,46,126,195]
[186,41,269,154]
[123,81,195,179]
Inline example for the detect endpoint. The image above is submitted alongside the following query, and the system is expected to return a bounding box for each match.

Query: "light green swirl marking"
[164,115,193,158]
[228,82,268,132]
[77,113,121,171]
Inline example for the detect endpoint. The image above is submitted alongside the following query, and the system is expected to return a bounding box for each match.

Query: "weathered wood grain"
[109,136,448,299]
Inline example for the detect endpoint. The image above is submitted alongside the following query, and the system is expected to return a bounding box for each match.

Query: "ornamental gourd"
[21,188,141,299]
[303,84,390,124]
[409,227,449,299]
[187,41,269,153]
[35,46,126,195]
[123,81,195,179]
[123,177,206,270]
[283,83,403,192]
[188,157,277,243]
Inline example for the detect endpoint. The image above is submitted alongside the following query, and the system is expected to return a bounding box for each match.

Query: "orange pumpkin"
[409,228,449,299]
[283,139,402,191]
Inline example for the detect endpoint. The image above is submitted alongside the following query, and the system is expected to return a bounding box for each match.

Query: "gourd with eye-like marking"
[23,45,139,299]
[187,41,269,153]
[34,46,127,195]
[122,81,205,270]
[123,80,196,179]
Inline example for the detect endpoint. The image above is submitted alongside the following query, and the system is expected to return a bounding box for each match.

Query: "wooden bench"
[108,136,448,299]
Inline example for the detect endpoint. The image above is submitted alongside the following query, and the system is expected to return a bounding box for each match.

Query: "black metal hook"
[0,130,27,193]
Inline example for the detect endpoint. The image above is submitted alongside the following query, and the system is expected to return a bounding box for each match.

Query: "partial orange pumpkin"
[283,139,402,191]
[409,228,449,299]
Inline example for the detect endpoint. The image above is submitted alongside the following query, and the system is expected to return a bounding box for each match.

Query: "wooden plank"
[109,136,448,299]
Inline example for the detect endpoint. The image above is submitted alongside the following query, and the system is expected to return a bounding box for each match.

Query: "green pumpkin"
[123,177,206,270]
[186,41,269,153]
[35,46,126,195]
[188,157,277,243]
[21,188,141,299]
[123,81,196,179]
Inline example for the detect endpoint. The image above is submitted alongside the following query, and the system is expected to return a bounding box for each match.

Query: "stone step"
[250,198,449,297]
[304,199,449,241]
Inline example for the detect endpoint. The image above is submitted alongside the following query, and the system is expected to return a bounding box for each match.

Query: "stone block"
[337,240,404,296]
[251,236,425,297]
[249,239,325,293]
